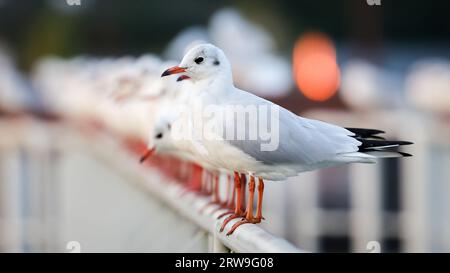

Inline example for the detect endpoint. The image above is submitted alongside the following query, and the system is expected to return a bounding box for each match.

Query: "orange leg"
[180,164,203,196]
[179,162,190,184]
[226,177,265,235]
[219,172,246,231]
[203,171,213,195]
[240,174,247,211]
[245,176,256,219]
[200,171,207,194]
[217,172,239,219]
[227,174,235,208]
[199,173,223,214]
[212,174,234,215]
[210,174,233,214]
[222,174,230,206]
[192,164,203,192]
[213,174,220,203]
[255,178,265,220]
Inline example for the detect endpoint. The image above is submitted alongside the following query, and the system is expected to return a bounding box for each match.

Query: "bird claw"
[219,213,244,232]
[217,210,234,219]
[226,217,262,236]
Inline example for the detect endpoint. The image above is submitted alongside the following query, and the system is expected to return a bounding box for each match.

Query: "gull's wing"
[217,88,361,166]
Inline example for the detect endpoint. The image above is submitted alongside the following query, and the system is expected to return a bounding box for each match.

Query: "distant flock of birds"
[1,42,415,235]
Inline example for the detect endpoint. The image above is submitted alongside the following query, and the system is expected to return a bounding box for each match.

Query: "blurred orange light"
[293,32,340,101]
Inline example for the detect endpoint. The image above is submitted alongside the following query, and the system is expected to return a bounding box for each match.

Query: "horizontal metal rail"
[0,118,304,252]
[70,124,304,253]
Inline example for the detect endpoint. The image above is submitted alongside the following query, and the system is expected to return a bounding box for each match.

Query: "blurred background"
[0,0,449,252]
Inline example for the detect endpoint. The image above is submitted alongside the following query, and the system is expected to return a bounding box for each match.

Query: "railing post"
[211,233,228,253]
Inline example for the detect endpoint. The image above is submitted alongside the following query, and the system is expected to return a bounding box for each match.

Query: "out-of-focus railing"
[87,121,303,253]
[0,117,303,253]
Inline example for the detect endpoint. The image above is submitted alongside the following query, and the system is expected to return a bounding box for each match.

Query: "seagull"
[142,94,241,209]
[160,43,413,235]
[144,114,250,222]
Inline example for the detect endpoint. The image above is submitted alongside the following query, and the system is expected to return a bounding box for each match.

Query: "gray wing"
[220,90,361,166]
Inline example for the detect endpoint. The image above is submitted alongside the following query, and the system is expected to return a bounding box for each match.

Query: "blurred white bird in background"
[405,59,450,115]
[339,59,404,111]
[164,8,293,99]
[32,51,223,202]
[164,26,210,61]
[0,45,36,114]
[209,9,292,98]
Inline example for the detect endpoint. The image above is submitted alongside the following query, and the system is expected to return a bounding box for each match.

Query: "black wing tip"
[398,152,413,157]
[346,127,385,135]
[355,135,385,140]
[370,135,386,140]
[357,140,414,154]
[347,127,413,146]
[399,141,414,146]
[347,128,413,155]
[360,139,413,147]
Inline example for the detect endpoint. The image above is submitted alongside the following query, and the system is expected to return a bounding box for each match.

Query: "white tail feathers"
[338,152,376,163]
[339,149,411,163]
[340,150,411,164]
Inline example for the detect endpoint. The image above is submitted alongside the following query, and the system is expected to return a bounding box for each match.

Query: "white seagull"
[159,43,413,235]
[140,76,236,205]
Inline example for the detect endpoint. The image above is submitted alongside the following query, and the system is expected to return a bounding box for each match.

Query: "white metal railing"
[80,122,303,253]
[2,109,449,252]
[0,117,303,253]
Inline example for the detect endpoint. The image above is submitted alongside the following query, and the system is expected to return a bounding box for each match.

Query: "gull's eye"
[155,133,163,139]
[194,57,204,64]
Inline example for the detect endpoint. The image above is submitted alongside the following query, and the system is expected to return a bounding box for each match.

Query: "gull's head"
[140,121,170,163]
[161,43,231,82]
[147,120,173,155]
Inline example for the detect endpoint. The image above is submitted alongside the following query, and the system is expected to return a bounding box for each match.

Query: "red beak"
[161,66,186,77]
[177,75,191,82]
[140,147,156,163]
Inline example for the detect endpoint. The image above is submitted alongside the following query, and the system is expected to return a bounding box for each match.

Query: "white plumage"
[154,44,411,180]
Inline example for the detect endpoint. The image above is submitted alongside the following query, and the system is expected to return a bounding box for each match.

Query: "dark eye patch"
[155,133,163,139]
[194,57,204,64]
[213,59,220,65]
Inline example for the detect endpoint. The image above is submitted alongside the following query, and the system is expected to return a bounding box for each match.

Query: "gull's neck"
[192,71,234,97]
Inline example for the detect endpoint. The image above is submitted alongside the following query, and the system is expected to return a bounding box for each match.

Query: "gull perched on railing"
[149,43,413,235]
